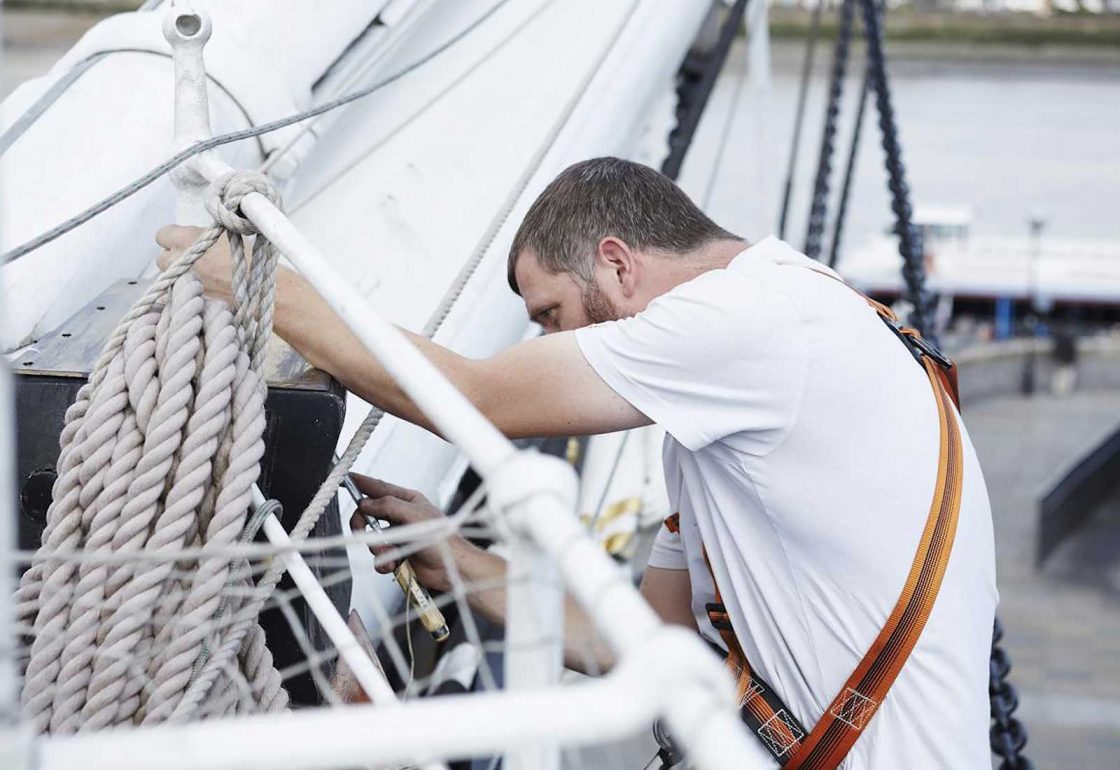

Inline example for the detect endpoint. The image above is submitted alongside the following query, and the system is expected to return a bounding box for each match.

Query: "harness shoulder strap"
[664,513,809,760]
[666,274,965,769]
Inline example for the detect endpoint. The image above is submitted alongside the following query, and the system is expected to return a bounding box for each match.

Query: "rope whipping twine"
[1,0,516,265]
[17,172,289,733]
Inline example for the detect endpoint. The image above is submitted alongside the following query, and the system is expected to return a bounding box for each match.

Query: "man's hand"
[347,474,478,594]
[347,475,621,674]
[155,224,238,305]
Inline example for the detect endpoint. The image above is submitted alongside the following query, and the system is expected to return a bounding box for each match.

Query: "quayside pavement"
[968,389,1120,769]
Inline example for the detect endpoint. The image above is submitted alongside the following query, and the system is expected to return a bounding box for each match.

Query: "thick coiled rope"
[17,172,290,733]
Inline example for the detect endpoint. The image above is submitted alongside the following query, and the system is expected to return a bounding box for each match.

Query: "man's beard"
[581,281,620,324]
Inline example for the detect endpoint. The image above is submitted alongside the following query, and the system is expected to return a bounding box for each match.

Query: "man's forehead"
[514,250,556,300]
[515,252,581,312]
[513,248,544,287]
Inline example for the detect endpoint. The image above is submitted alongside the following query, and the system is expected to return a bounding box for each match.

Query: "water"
[5,16,1116,250]
[690,41,1120,262]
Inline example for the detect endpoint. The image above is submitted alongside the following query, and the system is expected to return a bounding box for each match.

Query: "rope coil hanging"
[16,172,302,732]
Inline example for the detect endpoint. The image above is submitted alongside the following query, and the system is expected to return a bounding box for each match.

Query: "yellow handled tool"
[338,463,451,643]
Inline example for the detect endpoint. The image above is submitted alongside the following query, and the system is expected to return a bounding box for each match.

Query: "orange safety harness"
[664,283,963,769]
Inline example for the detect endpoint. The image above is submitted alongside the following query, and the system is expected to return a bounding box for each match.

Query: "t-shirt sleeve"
[574,268,807,453]
[647,522,688,570]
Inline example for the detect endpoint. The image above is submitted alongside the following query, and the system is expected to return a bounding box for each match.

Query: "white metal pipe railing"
[497,461,570,770]
[163,8,217,224]
[37,625,752,770]
[39,681,645,770]
[257,502,397,705]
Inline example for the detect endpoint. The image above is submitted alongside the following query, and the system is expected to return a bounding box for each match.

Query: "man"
[158,157,996,768]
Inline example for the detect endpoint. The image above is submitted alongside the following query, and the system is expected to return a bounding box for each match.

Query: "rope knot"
[207,172,282,235]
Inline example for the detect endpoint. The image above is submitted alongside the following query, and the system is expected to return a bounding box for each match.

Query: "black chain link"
[856,0,935,338]
[990,618,1034,770]
[778,0,826,240]
[803,0,856,262]
[827,61,870,269]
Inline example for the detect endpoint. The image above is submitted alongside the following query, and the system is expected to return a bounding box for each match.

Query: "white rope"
[17,172,290,733]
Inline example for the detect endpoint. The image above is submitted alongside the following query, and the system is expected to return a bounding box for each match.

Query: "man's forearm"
[274,267,470,434]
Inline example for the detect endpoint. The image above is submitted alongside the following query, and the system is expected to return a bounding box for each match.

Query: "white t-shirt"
[574,237,997,769]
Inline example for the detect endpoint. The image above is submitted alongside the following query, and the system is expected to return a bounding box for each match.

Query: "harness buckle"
[880,315,953,371]
[908,330,954,371]
[705,602,734,632]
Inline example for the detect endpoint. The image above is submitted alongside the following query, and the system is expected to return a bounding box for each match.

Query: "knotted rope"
[17,172,298,733]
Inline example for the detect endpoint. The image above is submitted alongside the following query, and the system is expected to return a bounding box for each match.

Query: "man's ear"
[596,237,638,297]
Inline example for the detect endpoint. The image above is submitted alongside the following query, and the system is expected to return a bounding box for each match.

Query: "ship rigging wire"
[286,0,559,216]
[1,0,516,265]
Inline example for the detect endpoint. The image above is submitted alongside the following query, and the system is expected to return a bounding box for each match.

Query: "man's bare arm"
[158,225,651,439]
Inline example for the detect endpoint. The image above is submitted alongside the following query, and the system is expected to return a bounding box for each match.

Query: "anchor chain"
[857,0,934,338]
[990,618,1033,770]
[803,0,856,262]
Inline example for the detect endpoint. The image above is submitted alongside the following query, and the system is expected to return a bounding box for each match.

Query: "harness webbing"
[666,286,964,769]
[665,514,809,759]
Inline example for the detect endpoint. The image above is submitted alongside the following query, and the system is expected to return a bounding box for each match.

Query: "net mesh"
[12,454,661,766]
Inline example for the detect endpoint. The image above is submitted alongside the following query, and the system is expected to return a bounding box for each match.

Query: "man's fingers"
[370,543,397,574]
[356,495,420,526]
[155,224,204,250]
[347,511,399,572]
[350,473,421,503]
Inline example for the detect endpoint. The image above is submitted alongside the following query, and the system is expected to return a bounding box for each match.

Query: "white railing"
[13,5,763,769]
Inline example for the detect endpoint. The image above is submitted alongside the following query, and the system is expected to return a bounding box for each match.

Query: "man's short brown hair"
[507,157,741,294]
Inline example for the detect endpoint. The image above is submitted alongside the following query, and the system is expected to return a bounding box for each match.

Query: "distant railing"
[1038,423,1120,565]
